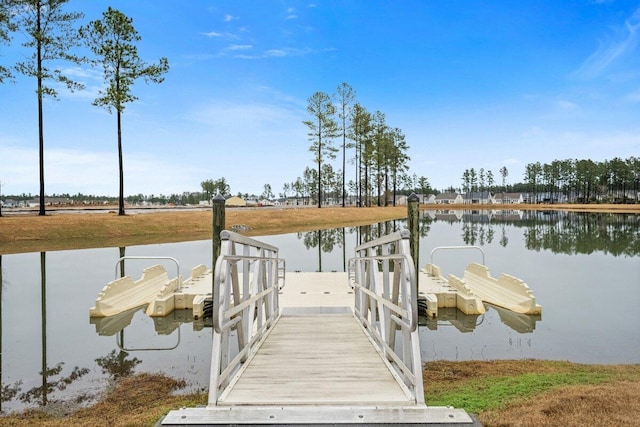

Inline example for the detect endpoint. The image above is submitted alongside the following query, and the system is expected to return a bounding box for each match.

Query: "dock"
[159,230,477,426]
[87,196,549,425]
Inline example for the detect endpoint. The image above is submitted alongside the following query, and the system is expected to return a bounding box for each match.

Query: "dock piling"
[407,192,420,292]
[212,194,225,263]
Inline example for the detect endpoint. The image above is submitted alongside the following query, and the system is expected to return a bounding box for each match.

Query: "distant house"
[28,196,70,207]
[434,193,464,204]
[463,192,494,204]
[394,193,435,205]
[225,196,247,207]
[493,193,525,204]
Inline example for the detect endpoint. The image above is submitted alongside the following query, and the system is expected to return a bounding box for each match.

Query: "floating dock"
[89,261,540,321]
[89,227,544,426]
[418,262,541,317]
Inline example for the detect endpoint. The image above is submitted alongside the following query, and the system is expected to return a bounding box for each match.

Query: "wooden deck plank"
[219,314,412,406]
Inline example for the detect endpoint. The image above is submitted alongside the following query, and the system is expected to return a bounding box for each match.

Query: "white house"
[434,193,464,204]
[394,194,435,205]
[463,192,494,204]
[493,192,525,204]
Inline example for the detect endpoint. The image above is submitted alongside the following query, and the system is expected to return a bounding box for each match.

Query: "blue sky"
[1,0,639,198]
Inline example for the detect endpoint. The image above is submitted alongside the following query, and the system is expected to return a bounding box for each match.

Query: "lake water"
[1,210,638,413]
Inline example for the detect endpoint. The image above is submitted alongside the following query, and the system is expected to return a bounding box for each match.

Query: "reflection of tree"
[1,257,22,407]
[499,224,508,247]
[521,212,640,256]
[1,381,22,404]
[440,210,638,256]
[96,349,142,381]
[299,228,345,272]
[418,216,432,238]
[18,362,89,405]
[461,222,478,245]
[460,218,496,246]
[299,228,344,253]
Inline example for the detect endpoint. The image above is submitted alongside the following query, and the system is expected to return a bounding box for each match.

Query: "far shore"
[0,203,638,255]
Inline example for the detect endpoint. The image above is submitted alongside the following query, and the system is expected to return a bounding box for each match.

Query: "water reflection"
[18,363,90,406]
[296,219,432,273]
[426,209,639,256]
[95,350,141,381]
[418,303,541,334]
[91,307,208,337]
[420,308,483,333]
[521,211,640,256]
[90,306,141,336]
[489,304,542,333]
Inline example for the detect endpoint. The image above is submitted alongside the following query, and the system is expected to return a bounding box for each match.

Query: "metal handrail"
[349,229,424,404]
[208,230,283,407]
[430,245,485,267]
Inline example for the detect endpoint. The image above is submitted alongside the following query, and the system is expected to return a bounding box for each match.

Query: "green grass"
[427,371,612,414]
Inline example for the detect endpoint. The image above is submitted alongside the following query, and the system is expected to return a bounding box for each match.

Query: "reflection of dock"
[418,305,541,334]
[489,304,541,333]
[419,308,481,333]
[90,307,209,336]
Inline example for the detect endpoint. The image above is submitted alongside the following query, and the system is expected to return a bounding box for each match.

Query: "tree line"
[299,83,412,208]
[0,1,168,216]
[520,157,639,203]
[458,156,639,204]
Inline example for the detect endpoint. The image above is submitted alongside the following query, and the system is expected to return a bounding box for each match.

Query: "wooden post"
[407,192,420,292]
[212,194,225,263]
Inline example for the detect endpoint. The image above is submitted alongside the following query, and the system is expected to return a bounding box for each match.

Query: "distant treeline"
[2,156,638,206]
[518,157,639,203]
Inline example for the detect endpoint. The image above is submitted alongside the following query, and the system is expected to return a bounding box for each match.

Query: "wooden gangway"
[161,230,476,426]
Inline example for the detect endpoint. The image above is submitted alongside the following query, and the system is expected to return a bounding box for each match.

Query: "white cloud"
[573,7,640,79]
[226,44,253,51]
[201,31,239,40]
[202,31,222,38]
[0,144,205,197]
[286,8,298,19]
[224,14,237,22]
[188,100,305,134]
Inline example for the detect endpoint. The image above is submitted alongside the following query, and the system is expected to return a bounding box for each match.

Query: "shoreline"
[1,203,638,255]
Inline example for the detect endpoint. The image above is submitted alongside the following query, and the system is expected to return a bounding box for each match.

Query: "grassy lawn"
[2,361,638,426]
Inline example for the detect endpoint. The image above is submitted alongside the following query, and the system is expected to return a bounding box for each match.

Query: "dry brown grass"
[3,360,639,426]
[0,373,206,427]
[480,381,640,427]
[0,206,408,254]
[1,203,637,255]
